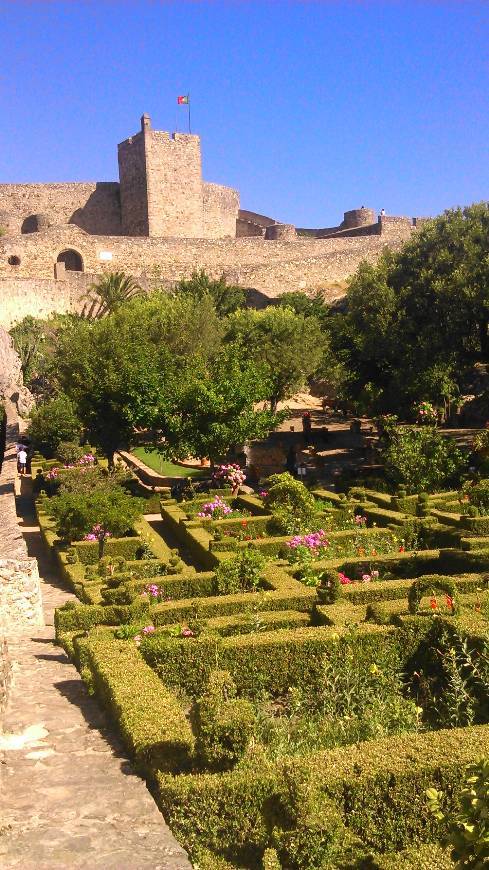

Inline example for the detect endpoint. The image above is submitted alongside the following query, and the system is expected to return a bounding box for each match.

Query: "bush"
[214,548,266,595]
[382,426,466,493]
[193,670,255,770]
[56,441,87,465]
[408,576,458,615]
[427,757,489,868]
[28,394,82,457]
[48,488,144,557]
[265,473,318,534]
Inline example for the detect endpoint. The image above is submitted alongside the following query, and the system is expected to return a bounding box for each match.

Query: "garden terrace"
[47,481,489,868]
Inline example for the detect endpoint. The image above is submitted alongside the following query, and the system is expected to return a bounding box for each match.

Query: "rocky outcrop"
[0,326,34,417]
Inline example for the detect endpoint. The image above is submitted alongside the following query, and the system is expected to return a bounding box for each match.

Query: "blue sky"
[0,1,487,226]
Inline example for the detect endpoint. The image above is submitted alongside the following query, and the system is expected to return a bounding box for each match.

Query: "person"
[380,208,386,217]
[285,443,297,476]
[302,411,312,446]
[17,446,28,476]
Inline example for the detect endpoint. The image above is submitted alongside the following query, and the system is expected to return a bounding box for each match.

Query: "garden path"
[0,477,192,870]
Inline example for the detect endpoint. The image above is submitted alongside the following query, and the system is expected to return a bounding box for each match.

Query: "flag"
[177,95,189,105]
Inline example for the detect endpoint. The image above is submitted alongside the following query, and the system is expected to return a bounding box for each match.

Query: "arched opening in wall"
[56,249,84,272]
[8,255,20,266]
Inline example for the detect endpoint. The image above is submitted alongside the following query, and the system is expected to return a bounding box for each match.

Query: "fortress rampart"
[0,113,431,326]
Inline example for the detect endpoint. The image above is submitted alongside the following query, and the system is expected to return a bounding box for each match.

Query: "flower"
[83,523,111,541]
[371,570,379,580]
[134,634,142,646]
[181,627,195,637]
[338,572,351,585]
[399,545,405,553]
[361,573,371,583]
[198,496,233,519]
[430,596,438,610]
[142,624,155,635]
[445,595,454,610]
[241,520,248,527]
[354,514,367,526]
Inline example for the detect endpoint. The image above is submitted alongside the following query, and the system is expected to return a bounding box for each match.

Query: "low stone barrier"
[0,400,43,642]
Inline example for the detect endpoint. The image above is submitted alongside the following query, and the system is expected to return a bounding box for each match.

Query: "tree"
[173,269,246,317]
[332,204,489,415]
[81,271,145,319]
[53,306,167,466]
[28,394,82,457]
[225,307,325,411]
[381,426,466,493]
[10,315,46,384]
[153,344,283,463]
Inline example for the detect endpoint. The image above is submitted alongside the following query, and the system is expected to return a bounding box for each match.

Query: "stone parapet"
[0,401,43,634]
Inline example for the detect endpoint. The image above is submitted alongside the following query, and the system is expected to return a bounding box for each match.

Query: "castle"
[0,114,428,327]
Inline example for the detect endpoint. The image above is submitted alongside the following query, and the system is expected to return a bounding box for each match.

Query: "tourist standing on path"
[17,446,28,476]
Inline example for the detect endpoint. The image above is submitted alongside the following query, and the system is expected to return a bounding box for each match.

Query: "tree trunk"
[98,535,105,560]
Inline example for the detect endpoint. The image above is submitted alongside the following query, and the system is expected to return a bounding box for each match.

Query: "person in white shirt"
[17,448,27,475]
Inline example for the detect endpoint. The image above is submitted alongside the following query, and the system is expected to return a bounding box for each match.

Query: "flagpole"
[188,94,191,134]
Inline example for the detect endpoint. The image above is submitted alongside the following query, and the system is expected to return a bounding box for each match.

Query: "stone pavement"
[0,481,192,869]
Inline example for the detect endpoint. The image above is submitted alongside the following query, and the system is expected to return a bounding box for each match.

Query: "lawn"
[131,447,206,478]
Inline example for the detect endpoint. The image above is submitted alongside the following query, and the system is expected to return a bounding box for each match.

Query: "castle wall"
[0,226,408,326]
[117,132,149,236]
[0,183,122,236]
[203,183,239,238]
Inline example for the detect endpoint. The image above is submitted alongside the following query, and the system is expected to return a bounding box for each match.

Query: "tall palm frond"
[80,271,145,319]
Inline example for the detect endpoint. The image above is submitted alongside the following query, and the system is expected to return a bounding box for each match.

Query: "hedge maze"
[41,478,489,869]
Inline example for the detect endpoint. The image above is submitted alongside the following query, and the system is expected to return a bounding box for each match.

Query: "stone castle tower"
[118,114,239,239]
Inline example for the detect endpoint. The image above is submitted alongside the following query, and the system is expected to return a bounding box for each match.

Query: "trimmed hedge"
[74,630,194,772]
[141,623,392,698]
[155,724,489,865]
[460,514,489,536]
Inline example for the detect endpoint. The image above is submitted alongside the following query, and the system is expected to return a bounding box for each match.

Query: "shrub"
[427,758,489,868]
[28,394,82,457]
[193,670,255,770]
[214,548,266,595]
[382,426,466,493]
[464,479,489,515]
[265,473,318,534]
[408,577,458,615]
[56,441,87,465]
[48,488,144,557]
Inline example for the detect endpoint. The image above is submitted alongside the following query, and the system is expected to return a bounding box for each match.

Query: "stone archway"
[56,249,84,272]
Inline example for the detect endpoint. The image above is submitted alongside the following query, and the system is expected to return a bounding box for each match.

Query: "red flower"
[244,534,251,541]
[445,595,454,610]
[399,545,405,553]
[241,520,248,527]
[430,597,438,610]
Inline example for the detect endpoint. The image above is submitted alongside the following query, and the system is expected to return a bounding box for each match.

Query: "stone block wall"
[117,131,149,237]
[0,632,10,716]
[0,183,122,236]
[0,401,43,634]
[203,182,239,238]
[145,131,204,238]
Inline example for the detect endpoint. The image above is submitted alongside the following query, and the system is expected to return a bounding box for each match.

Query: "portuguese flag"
[177,95,189,105]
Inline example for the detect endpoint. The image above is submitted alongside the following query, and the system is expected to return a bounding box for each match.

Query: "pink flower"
[371,570,379,580]
[361,573,371,583]
[338,572,351,585]
[142,625,155,635]
[181,627,195,637]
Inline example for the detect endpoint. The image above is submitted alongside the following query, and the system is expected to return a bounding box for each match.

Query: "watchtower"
[117,114,204,238]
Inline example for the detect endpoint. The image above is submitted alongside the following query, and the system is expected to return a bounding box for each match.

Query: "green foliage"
[56,441,87,465]
[427,758,489,869]
[408,576,458,615]
[382,426,466,493]
[174,269,246,317]
[194,670,256,770]
[262,848,282,870]
[225,306,325,410]
[329,204,489,414]
[152,343,282,463]
[48,487,143,552]
[9,315,46,384]
[81,271,145,318]
[28,394,82,456]
[464,480,489,515]
[265,473,319,534]
[214,548,266,595]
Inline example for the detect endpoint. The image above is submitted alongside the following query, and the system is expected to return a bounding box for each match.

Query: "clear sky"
[0,0,487,227]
